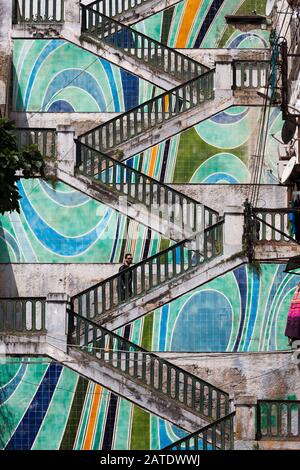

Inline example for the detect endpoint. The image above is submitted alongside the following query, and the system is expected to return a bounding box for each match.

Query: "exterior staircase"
[66,309,232,433]
[5,0,279,451]
[84,0,183,25]
[70,236,246,331]
[0,299,235,448]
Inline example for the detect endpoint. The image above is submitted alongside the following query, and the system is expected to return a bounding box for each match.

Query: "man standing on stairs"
[118,253,133,301]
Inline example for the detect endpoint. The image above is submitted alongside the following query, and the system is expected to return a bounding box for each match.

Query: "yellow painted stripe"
[175,0,202,48]
[83,385,102,450]
[164,94,169,113]
[149,145,158,178]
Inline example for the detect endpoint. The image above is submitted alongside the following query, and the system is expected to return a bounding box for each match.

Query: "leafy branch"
[0,119,45,215]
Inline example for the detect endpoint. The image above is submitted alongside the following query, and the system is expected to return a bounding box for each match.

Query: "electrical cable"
[248,2,293,206]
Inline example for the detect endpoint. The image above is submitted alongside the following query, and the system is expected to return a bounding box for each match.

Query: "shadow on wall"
[0,220,19,296]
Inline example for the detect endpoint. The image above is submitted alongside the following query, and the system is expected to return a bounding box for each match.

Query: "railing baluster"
[53,0,57,21]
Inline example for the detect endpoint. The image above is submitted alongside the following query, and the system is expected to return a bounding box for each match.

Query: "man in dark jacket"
[118,253,133,301]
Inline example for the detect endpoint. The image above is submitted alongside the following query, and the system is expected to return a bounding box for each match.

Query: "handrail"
[81,5,208,80]
[13,0,65,23]
[77,71,214,153]
[72,219,224,301]
[67,309,230,420]
[253,208,300,243]
[162,412,235,450]
[78,67,215,140]
[232,60,272,90]
[0,297,47,333]
[76,141,218,235]
[14,127,56,157]
[256,399,300,440]
[75,141,218,213]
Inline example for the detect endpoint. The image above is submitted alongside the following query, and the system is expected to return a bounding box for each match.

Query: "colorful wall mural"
[133,0,270,49]
[2,0,294,453]
[0,179,165,263]
[126,106,283,183]
[118,264,297,353]
[0,358,186,450]
[12,39,162,113]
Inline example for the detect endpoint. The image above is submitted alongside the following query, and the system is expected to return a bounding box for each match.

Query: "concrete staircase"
[71,244,246,331]
[0,306,232,444]
[82,0,183,26]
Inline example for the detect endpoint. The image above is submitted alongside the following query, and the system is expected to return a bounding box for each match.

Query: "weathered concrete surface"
[11,0,81,40]
[158,351,300,399]
[0,0,13,116]
[255,242,300,261]
[178,49,270,69]
[235,439,300,450]
[172,185,287,214]
[10,112,119,137]
[0,263,120,297]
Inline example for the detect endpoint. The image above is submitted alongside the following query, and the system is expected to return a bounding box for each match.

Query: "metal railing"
[14,128,56,157]
[76,141,218,235]
[67,309,230,421]
[78,69,215,152]
[13,0,65,23]
[253,208,300,243]
[81,6,207,81]
[71,220,223,320]
[256,400,300,440]
[87,0,153,18]
[233,61,270,89]
[163,412,235,450]
[0,297,46,333]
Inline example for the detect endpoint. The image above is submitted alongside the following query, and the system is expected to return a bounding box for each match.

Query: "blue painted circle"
[171,291,232,351]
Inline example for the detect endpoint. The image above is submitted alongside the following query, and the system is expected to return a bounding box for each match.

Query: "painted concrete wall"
[0,263,121,297]
[126,106,283,184]
[133,0,270,49]
[0,357,186,450]
[160,350,300,399]
[1,350,298,450]
[12,39,162,113]
[120,263,298,353]
[2,0,295,450]
[0,178,286,265]
[0,179,162,263]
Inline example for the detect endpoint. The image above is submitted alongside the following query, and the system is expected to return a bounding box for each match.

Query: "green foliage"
[0,118,45,215]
